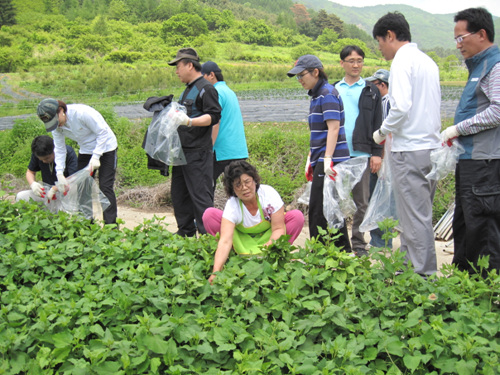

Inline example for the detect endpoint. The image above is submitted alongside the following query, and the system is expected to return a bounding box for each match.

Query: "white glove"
[30,181,45,197]
[323,157,337,181]
[373,129,387,145]
[47,186,57,202]
[441,126,459,145]
[56,173,69,195]
[89,157,101,174]
[169,110,190,126]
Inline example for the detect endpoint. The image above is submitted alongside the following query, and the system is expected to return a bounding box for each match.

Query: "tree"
[314,9,343,35]
[290,4,310,26]
[108,0,129,21]
[0,0,16,28]
[161,13,208,43]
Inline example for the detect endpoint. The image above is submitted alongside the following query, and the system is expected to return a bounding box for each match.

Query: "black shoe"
[354,248,369,257]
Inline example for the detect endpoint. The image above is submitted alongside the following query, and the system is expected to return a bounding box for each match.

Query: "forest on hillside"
[0,0,460,74]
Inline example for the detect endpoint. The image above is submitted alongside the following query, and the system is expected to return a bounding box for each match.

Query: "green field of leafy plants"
[1,198,499,374]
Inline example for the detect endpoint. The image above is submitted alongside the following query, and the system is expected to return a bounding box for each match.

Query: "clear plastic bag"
[144,102,187,166]
[44,168,110,220]
[425,139,465,181]
[297,181,312,205]
[360,138,402,233]
[323,156,368,229]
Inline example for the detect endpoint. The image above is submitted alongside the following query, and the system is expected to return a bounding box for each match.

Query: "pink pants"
[202,207,304,245]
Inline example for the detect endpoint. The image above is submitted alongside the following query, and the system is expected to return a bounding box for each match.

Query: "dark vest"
[455,45,500,160]
[178,77,213,151]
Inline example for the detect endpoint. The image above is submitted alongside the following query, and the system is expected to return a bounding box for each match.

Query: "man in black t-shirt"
[16,135,78,203]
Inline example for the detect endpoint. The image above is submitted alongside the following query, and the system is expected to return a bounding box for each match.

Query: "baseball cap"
[287,55,323,77]
[366,69,390,84]
[201,61,221,75]
[168,48,199,66]
[37,98,60,132]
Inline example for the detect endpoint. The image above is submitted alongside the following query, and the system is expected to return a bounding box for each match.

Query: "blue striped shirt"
[308,79,350,166]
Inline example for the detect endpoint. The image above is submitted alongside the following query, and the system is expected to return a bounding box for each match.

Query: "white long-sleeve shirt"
[381,43,441,152]
[52,104,117,174]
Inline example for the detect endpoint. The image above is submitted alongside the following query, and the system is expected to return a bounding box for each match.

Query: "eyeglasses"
[343,59,364,65]
[454,32,476,44]
[296,71,311,80]
[234,178,254,190]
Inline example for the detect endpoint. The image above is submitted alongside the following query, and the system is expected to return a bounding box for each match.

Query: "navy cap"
[201,61,221,75]
[287,55,323,77]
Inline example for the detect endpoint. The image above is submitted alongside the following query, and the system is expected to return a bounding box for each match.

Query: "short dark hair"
[376,80,389,89]
[373,12,411,42]
[340,45,365,60]
[57,100,67,115]
[223,160,261,198]
[31,135,55,157]
[454,7,495,43]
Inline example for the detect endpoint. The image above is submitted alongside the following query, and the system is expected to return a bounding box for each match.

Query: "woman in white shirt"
[37,98,118,225]
[203,161,304,284]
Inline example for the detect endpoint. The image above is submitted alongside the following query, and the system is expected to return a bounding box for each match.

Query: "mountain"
[299,0,500,50]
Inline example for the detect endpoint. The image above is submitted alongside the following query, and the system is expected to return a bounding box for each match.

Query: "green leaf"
[52,330,73,349]
[138,334,169,354]
[94,361,123,375]
[403,354,422,371]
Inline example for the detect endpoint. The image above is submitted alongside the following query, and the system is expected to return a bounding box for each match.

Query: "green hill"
[300,0,500,50]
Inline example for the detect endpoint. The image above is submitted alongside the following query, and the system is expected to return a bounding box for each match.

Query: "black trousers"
[171,149,214,235]
[453,159,500,274]
[77,150,117,225]
[308,161,351,251]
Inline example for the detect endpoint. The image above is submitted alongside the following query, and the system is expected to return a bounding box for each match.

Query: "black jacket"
[335,80,383,158]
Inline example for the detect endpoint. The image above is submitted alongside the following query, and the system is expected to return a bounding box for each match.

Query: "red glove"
[305,155,313,182]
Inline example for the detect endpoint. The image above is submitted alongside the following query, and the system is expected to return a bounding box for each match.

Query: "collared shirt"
[52,104,117,174]
[308,79,350,166]
[335,77,369,157]
[213,81,248,161]
[381,43,441,152]
[28,145,78,185]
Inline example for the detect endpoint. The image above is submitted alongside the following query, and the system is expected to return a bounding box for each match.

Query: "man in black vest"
[167,48,222,237]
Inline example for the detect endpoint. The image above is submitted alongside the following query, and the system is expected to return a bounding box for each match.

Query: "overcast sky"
[328,0,500,17]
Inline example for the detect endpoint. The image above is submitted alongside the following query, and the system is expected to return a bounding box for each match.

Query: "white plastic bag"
[297,181,312,205]
[44,168,110,220]
[144,102,187,166]
[323,156,368,229]
[425,140,465,181]
[360,138,402,233]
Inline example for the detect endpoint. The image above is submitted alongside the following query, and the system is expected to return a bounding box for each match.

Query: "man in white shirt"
[372,12,441,276]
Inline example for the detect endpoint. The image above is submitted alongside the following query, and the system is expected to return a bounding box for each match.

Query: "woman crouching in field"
[203,160,304,284]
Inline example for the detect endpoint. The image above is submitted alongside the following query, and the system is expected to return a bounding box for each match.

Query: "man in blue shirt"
[201,61,249,190]
[335,45,383,256]
[16,135,78,203]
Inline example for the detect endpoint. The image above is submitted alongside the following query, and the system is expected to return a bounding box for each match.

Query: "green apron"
[232,197,272,255]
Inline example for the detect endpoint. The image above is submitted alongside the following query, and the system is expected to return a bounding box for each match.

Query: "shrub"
[105,50,143,63]
[0,202,498,374]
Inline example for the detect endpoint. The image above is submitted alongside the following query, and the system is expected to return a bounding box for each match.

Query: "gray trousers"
[390,150,437,275]
[351,158,371,249]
